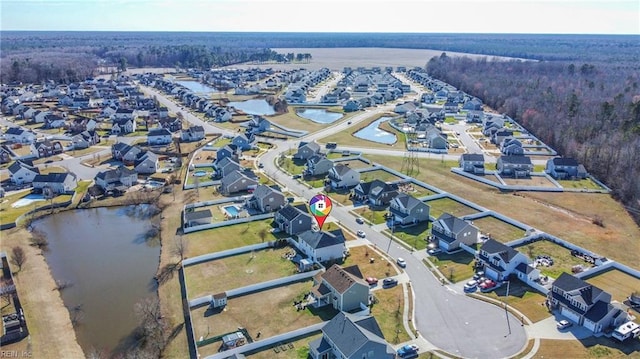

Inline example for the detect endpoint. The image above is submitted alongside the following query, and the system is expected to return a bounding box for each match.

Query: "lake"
[176,80,218,94]
[296,108,343,124]
[353,117,397,144]
[34,206,161,354]
[227,99,275,116]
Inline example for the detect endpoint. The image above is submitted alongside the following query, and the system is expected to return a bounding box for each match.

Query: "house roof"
[499,155,532,165]
[480,239,521,263]
[5,127,25,135]
[251,184,283,201]
[8,160,39,175]
[551,157,579,167]
[185,209,213,222]
[321,264,366,294]
[298,141,320,152]
[553,272,606,309]
[435,213,474,235]
[33,172,75,184]
[461,153,484,162]
[391,193,426,211]
[148,127,172,137]
[276,204,309,221]
[95,166,137,181]
[331,163,354,176]
[298,229,345,250]
[515,262,535,274]
[321,312,393,358]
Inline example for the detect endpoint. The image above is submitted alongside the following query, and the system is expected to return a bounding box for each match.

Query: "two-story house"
[310,264,370,312]
[432,213,479,252]
[94,166,138,192]
[327,164,360,189]
[294,141,321,160]
[147,128,173,146]
[216,144,241,163]
[218,169,258,195]
[231,134,254,151]
[71,130,100,150]
[477,239,529,282]
[30,139,63,158]
[546,157,588,180]
[32,172,78,194]
[501,138,525,156]
[309,312,396,359]
[112,142,143,165]
[274,204,314,236]
[245,185,285,213]
[8,160,40,185]
[459,153,485,175]
[496,155,533,177]
[3,127,36,144]
[111,118,136,135]
[296,229,347,264]
[388,193,430,226]
[180,125,205,142]
[134,151,159,174]
[549,272,627,333]
[306,154,333,176]
[351,179,399,207]
[214,157,241,178]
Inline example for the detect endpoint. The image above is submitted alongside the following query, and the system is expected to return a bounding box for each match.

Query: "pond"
[296,108,343,124]
[227,99,275,116]
[353,117,397,144]
[34,206,161,354]
[175,80,218,94]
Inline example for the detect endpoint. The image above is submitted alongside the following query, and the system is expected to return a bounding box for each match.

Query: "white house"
[32,172,78,194]
[477,239,529,281]
[8,160,40,185]
[147,128,173,145]
[296,229,347,263]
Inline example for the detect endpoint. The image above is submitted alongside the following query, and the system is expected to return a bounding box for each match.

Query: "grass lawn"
[472,216,527,242]
[319,115,406,151]
[427,251,476,283]
[323,189,352,206]
[480,281,550,323]
[502,176,557,187]
[370,285,412,344]
[184,219,283,258]
[425,197,479,218]
[279,157,306,175]
[584,268,640,304]
[66,145,107,157]
[534,337,640,359]
[386,221,431,251]
[514,240,588,279]
[365,155,640,270]
[0,191,72,225]
[352,206,388,225]
[268,108,330,133]
[359,169,403,183]
[332,158,373,170]
[245,333,322,359]
[191,280,335,358]
[184,246,298,299]
[342,244,400,279]
[302,175,326,189]
[558,178,605,190]
[398,183,436,198]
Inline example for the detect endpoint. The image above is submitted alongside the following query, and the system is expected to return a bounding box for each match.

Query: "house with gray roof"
[351,179,399,207]
[549,273,627,333]
[147,127,172,145]
[477,239,529,282]
[432,213,478,252]
[216,144,240,163]
[501,137,524,156]
[231,134,254,151]
[111,142,143,164]
[310,264,370,312]
[496,155,533,177]
[32,172,77,194]
[214,157,241,178]
[8,160,40,185]
[296,229,347,264]
[459,153,485,175]
[274,204,313,235]
[3,127,36,144]
[184,209,212,227]
[389,193,430,226]
[546,157,587,180]
[306,154,333,176]
[94,166,138,192]
[327,164,360,189]
[218,169,258,195]
[309,311,395,359]
[134,151,159,174]
[294,141,321,160]
[180,125,205,142]
[245,184,285,213]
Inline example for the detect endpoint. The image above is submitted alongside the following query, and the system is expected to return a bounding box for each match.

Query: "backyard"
[425,197,480,218]
[385,221,431,251]
[472,215,527,243]
[502,175,558,187]
[359,169,404,183]
[515,239,590,279]
[584,268,640,304]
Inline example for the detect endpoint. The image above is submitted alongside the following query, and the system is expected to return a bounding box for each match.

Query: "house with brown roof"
[310,264,370,312]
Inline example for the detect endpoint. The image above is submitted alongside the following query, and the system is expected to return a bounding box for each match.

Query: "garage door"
[560,307,581,323]
[485,267,499,281]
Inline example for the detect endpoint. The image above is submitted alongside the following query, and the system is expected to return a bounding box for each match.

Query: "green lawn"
[279,157,306,175]
[370,285,412,344]
[479,281,550,323]
[558,178,604,190]
[0,190,73,225]
[425,197,479,218]
[427,250,476,283]
[359,169,403,183]
[514,240,587,279]
[386,221,431,250]
[472,216,526,242]
[352,206,388,225]
[584,268,640,303]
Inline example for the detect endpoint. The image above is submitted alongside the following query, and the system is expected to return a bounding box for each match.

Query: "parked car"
[257,162,264,168]
[479,279,497,291]
[557,319,572,330]
[356,230,366,238]
[463,280,478,292]
[382,278,398,287]
[427,248,442,255]
[292,174,302,179]
[355,217,364,224]
[397,344,419,358]
[396,258,406,268]
[365,277,378,285]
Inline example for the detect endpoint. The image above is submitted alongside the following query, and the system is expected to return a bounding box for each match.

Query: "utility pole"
[504,279,511,337]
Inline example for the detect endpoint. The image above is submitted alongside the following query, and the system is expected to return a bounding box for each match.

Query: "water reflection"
[353,117,397,144]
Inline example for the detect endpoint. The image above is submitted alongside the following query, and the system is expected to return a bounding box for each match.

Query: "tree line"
[427,54,640,223]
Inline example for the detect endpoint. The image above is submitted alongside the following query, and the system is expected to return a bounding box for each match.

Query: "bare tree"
[133,296,168,357]
[10,247,26,273]
[258,228,268,243]
[29,229,49,250]
[172,235,187,262]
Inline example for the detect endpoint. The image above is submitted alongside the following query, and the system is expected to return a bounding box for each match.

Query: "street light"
[504,279,511,337]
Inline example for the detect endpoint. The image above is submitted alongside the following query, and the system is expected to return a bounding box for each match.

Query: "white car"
[427,248,442,255]
[396,258,406,268]
[557,319,572,330]
[463,280,478,292]
[356,230,366,238]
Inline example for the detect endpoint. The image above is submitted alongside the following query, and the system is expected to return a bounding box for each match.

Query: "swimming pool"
[12,193,45,208]
[223,205,240,218]
[193,170,207,177]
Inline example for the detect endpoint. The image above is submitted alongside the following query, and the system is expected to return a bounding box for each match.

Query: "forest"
[427,54,640,222]
[1,31,639,222]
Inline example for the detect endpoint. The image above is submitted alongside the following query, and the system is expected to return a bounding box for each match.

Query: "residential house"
[546,157,587,180]
[327,164,360,189]
[184,209,212,227]
[388,193,430,226]
[443,100,459,113]
[342,100,360,112]
[8,160,40,185]
[294,141,321,160]
[94,166,138,192]
[310,264,370,312]
[71,130,100,149]
[180,125,205,142]
[459,153,485,175]
[158,117,182,133]
[43,114,67,129]
[274,204,313,235]
[3,127,36,144]
[245,184,285,213]
[514,263,541,283]
[33,110,51,124]
[68,117,97,133]
[463,98,483,111]
[351,179,399,207]
[549,272,627,333]
[134,151,159,174]
[146,128,172,146]
[0,147,11,164]
[214,157,241,178]
[309,312,396,359]
[218,169,258,195]
[112,108,135,121]
[232,134,254,151]
[111,118,136,135]
[466,110,484,122]
[32,172,78,194]
[30,139,63,158]
[244,116,271,135]
[492,129,514,146]
[496,156,533,177]
[432,213,479,252]
[296,229,347,264]
[501,138,525,156]
[216,144,240,163]
[111,142,143,164]
[477,239,529,282]
[305,154,333,176]
[425,127,448,150]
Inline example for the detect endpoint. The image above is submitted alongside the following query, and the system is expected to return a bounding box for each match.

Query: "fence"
[183,212,275,234]
[183,242,272,267]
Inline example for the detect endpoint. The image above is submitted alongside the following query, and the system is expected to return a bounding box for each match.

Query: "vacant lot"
[515,240,589,279]
[359,169,404,183]
[473,215,527,242]
[342,244,400,279]
[502,175,557,187]
[371,285,412,344]
[366,155,640,269]
[191,280,334,358]
[533,337,640,359]
[480,281,550,323]
[584,269,640,304]
[427,250,475,283]
[184,246,297,299]
[385,221,431,251]
[425,197,480,218]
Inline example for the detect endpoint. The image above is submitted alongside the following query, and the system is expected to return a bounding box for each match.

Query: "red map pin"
[309,194,333,230]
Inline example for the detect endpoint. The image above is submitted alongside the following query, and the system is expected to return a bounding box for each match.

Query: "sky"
[1,0,639,34]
